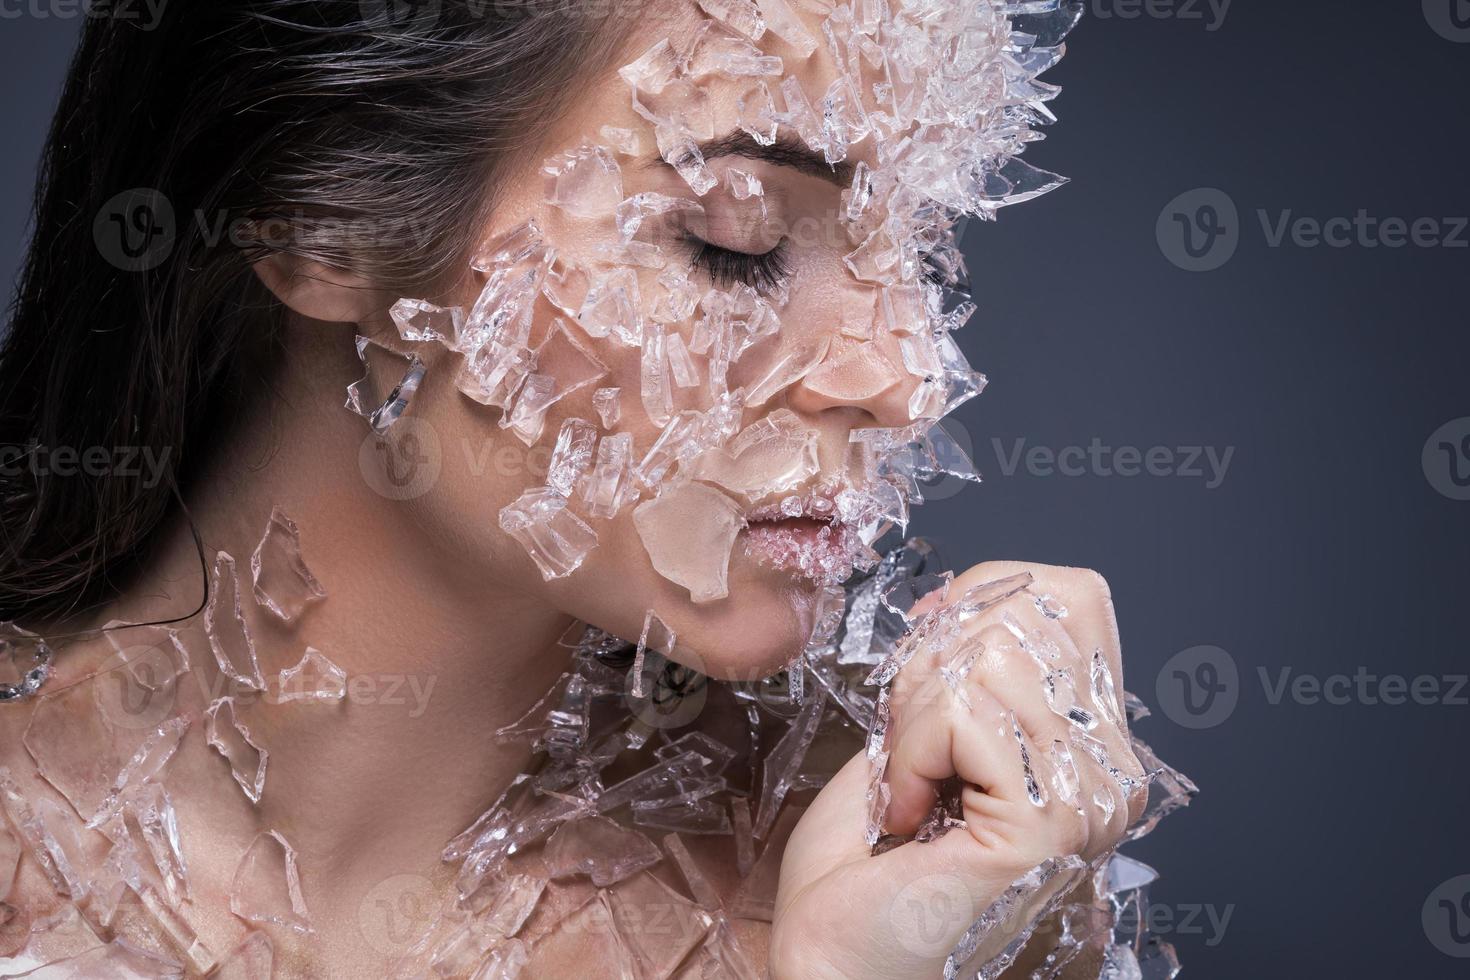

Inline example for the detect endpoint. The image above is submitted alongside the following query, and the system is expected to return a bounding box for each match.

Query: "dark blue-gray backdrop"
[3,3,1468,977]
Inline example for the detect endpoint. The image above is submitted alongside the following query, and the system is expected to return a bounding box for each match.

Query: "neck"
[68,318,574,940]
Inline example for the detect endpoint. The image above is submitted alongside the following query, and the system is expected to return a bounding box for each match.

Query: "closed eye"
[686,236,791,292]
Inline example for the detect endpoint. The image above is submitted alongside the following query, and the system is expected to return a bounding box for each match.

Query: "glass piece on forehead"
[498,489,599,581]
[456,339,533,410]
[345,336,425,434]
[736,81,779,146]
[695,0,766,40]
[635,76,716,140]
[744,335,832,406]
[212,932,273,980]
[616,192,705,245]
[520,892,637,979]
[801,340,903,402]
[205,697,269,804]
[754,0,818,57]
[543,255,591,318]
[547,419,599,499]
[640,323,674,428]
[204,552,264,691]
[544,816,662,887]
[599,125,644,157]
[471,218,544,272]
[592,387,622,429]
[276,647,347,704]
[543,141,624,218]
[230,830,311,935]
[665,333,702,389]
[817,80,853,166]
[582,432,633,520]
[85,715,190,829]
[656,126,719,197]
[651,269,701,327]
[634,482,742,603]
[689,27,784,78]
[843,226,900,285]
[619,38,681,96]
[578,266,643,346]
[844,159,873,222]
[776,76,826,156]
[391,298,464,348]
[249,507,326,625]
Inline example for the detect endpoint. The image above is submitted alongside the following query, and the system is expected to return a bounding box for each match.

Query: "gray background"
[3,2,1467,977]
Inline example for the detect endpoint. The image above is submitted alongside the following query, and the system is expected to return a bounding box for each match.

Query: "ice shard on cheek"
[498,489,599,581]
[592,387,622,429]
[633,482,744,603]
[547,419,599,500]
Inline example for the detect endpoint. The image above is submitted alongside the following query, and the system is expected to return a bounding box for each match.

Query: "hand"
[769,562,1148,980]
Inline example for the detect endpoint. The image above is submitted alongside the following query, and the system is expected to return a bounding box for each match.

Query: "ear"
[251,252,393,324]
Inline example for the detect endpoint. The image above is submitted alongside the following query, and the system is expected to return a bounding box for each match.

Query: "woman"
[0,0,1190,976]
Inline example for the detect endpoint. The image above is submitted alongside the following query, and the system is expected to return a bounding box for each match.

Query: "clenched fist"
[770,562,1148,979]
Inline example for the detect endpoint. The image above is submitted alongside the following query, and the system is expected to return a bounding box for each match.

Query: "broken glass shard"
[250,506,326,625]
[205,697,269,804]
[230,830,311,935]
[276,647,347,704]
[633,482,744,602]
[344,336,425,434]
[499,489,598,580]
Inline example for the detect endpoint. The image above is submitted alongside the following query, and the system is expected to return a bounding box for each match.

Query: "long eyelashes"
[686,236,791,291]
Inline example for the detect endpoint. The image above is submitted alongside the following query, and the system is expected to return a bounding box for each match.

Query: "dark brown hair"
[0,0,631,622]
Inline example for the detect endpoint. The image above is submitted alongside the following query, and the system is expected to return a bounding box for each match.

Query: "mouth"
[740,488,868,586]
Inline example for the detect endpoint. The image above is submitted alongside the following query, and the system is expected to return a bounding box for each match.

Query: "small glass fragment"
[696,0,766,41]
[544,816,662,887]
[498,489,599,580]
[276,647,347,704]
[543,141,624,218]
[250,506,326,625]
[205,697,269,804]
[391,298,464,347]
[345,336,425,434]
[205,552,265,692]
[592,387,622,429]
[230,830,312,935]
[547,419,599,499]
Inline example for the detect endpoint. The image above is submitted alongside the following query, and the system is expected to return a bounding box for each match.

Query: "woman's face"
[361,1,991,680]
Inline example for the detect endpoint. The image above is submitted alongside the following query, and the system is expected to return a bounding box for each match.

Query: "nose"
[786,334,918,428]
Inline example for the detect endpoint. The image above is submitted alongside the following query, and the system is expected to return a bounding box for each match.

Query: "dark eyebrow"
[690,132,856,187]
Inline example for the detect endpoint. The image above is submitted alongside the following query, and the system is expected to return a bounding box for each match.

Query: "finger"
[884,679,1035,836]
